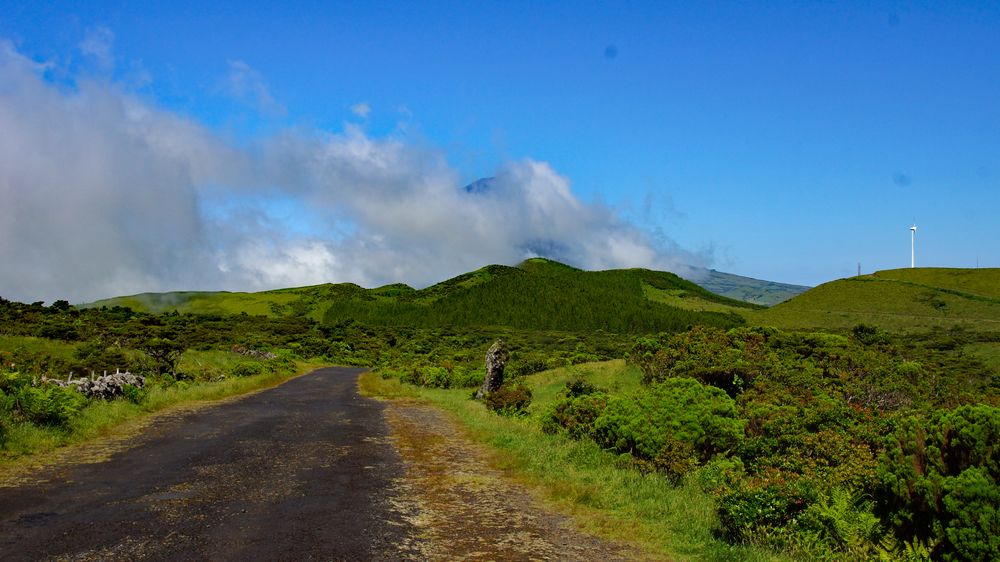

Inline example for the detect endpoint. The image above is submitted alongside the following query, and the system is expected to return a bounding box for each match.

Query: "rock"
[476,339,510,399]
[230,345,277,360]
[42,369,145,400]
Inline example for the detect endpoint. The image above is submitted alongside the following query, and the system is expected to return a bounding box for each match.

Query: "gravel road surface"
[0,367,418,561]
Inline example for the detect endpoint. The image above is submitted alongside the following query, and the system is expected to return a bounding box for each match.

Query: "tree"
[141,337,184,376]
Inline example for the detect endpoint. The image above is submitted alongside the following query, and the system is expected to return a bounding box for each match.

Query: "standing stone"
[476,339,510,399]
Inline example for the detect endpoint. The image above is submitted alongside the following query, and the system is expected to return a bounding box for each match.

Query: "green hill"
[868,267,1000,299]
[692,269,809,306]
[323,258,758,332]
[84,258,758,334]
[82,283,376,321]
[748,267,1000,332]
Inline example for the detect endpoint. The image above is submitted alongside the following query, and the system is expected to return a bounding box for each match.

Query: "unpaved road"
[0,368,634,561]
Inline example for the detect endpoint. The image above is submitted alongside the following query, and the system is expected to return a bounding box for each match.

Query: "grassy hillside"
[869,267,1000,298]
[83,282,381,321]
[86,258,758,334]
[692,269,809,306]
[749,267,1000,332]
[323,261,753,333]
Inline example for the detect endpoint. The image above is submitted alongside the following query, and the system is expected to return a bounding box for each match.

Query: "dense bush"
[876,405,1000,560]
[231,361,267,378]
[120,383,149,405]
[484,383,533,417]
[564,376,600,398]
[616,324,1000,557]
[394,364,484,389]
[629,326,778,395]
[510,358,548,378]
[852,323,892,346]
[73,340,137,375]
[541,392,609,439]
[1,369,87,429]
[591,377,744,464]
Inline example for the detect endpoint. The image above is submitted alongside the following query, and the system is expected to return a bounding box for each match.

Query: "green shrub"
[391,364,484,389]
[15,385,87,427]
[511,359,547,378]
[0,388,15,442]
[875,405,1000,560]
[792,487,882,555]
[121,383,148,405]
[564,376,600,398]
[591,377,744,462]
[694,456,746,494]
[717,472,814,545]
[449,366,484,388]
[852,324,891,346]
[484,383,533,417]
[0,369,86,428]
[73,340,132,375]
[399,368,422,386]
[541,392,609,438]
[421,366,452,388]
[231,361,266,378]
[628,326,777,395]
[653,437,699,482]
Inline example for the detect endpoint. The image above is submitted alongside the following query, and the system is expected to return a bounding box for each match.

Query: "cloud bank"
[0,41,704,303]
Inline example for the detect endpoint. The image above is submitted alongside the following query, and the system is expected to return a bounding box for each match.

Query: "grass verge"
[360,364,784,562]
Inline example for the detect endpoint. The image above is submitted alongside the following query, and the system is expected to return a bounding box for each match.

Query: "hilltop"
[750,267,1000,332]
[84,258,758,334]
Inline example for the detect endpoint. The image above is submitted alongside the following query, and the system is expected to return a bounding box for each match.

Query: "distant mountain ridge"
[691,269,809,306]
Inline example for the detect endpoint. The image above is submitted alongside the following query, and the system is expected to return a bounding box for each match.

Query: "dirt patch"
[384,400,643,561]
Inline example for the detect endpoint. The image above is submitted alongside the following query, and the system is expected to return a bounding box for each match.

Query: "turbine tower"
[910,224,917,268]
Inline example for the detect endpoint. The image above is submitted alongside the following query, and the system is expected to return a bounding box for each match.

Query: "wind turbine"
[910,224,917,268]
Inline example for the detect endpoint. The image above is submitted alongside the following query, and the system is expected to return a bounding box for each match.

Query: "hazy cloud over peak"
[0,41,704,303]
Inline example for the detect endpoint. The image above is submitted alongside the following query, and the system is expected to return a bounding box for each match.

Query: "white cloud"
[225,60,287,117]
[350,102,371,118]
[79,26,115,69]
[0,40,705,304]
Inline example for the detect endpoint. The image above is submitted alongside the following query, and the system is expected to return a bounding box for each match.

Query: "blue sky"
[1,1,998,301]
